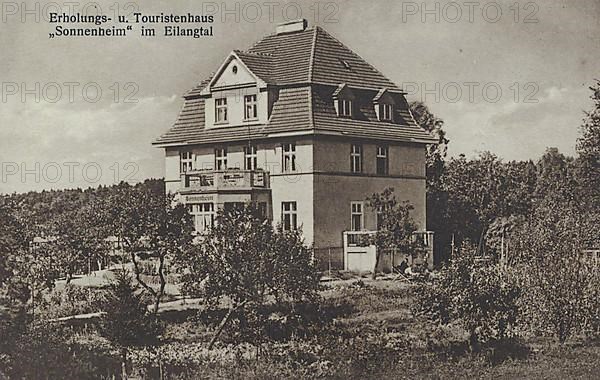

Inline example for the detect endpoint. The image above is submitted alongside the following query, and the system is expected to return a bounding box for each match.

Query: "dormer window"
[373,89,395,122]
[215,98,228,123]
[339,99,352,117]
[379,103,393,121]
[333,83,355,118]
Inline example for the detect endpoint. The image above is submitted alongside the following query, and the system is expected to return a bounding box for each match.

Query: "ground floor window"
[281,201,297,231]
[351,201,364,231]
[223,202,245,213]
[189,203,214,233]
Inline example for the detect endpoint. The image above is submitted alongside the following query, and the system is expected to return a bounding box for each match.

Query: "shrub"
[39,284,106,319]
[516,255,599,344]
[178,204,320,348]
[413,246,520,351]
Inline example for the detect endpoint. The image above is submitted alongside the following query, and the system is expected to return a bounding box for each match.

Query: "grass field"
[39,272,600,379]
[128,276,600,379]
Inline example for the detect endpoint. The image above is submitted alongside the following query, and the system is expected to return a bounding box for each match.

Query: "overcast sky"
[1,0,599,193]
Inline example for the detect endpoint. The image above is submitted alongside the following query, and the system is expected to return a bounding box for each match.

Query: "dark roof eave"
[152,128,437,148]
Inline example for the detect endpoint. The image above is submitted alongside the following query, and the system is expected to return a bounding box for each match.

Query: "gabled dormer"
[373,89,395,122]
[332,83,355,118]
[200,51,272,128]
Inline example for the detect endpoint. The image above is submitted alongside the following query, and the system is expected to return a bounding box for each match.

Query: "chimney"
[276,19,308,35]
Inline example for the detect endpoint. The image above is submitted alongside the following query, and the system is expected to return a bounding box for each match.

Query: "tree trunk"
[468,330,480,353]
[477,226,487,256]
[121,347,128,380]
[208,301,246,350]
[154,255,167,315]
[130,252,159,314]
[371,250,381,280]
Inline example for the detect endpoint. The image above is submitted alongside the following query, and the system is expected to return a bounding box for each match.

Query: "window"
[339,99,352,117]
[244,145,258,170]
[180,151,194,173]
[376,145,389,175]
[189,203,215,233]
[350,144,362,173]
[281,201,298,231]
[351,202,364,231]
[379,104,393,121]
[224,202,244,213]
[282,143,296,173]
[215,98,228,123]
[215,148,227,170]
[244,94,258,120]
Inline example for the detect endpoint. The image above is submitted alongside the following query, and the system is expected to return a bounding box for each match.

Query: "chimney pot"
[276,19,308,35]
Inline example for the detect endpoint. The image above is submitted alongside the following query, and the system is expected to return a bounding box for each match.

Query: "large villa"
[153,19,436,271]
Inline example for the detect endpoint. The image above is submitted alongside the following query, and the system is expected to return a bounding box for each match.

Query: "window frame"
[350,201,364,231]
[189,203,215,233]
[180,151,194,174]
[376,145,389,175]
[281,201,298,231]
[379,103,393,121]
[244,94,258,120]
[282,143,297,173]
[244,145,258,170]
[215,148,227,170]
[339,99,353,117]
[215,97,228,124]
[350,144,362,173]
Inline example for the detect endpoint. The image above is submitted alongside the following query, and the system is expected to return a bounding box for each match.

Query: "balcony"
[179,169,270,192]
[342,230,434,271]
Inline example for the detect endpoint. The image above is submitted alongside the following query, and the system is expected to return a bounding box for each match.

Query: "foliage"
[38,283,107,319]
[1,322,120,379]
[99,271,163,349]
[576,79,600,205]
[44,193,110,283]
[509,194,599,343]
[365,188,418,278]
[179,203,320,347]
[410,101,451,263]
[413,245,521,350]
[106,179,194,313]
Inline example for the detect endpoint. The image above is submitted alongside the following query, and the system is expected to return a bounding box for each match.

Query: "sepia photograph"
[1,0,599,378]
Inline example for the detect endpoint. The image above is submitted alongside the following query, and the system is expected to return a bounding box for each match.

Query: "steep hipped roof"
[154,24,435,146]
[187,26,403,95]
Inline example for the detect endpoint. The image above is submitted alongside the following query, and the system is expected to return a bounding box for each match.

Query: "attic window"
[378,104,393,121]
[339,59,351,70]
[339,99,352,117]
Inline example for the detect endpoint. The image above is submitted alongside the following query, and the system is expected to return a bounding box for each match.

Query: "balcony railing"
[180,169,270,191]
[342,230,434,248]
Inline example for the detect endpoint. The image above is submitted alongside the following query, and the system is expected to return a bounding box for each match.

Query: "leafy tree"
[179,203,319,349]
[45,195,110,283]
[576,79,600,204]
[107,180,194,314]
[509,184,598,344]
[0,202,30,357]
[410,101,451,263]
[414,245,520,351]
[100,271,163,379]
[365,188,418,279]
